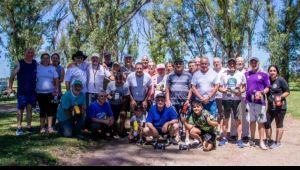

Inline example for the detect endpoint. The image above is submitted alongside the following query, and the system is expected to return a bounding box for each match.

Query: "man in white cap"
[86,53,112,107]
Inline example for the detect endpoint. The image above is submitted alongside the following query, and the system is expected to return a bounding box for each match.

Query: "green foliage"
[0,0,55,62]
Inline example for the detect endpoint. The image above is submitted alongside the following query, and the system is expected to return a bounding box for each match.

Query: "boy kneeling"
[182,101,218,151]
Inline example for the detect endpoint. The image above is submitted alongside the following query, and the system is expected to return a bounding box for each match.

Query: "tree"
[0,0,56,61]
[259,0,299,81]
[197,0,261,62]
[65,0,150,62]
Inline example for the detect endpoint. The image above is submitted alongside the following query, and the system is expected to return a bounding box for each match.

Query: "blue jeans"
[58,115,85,137]
[203,100,217,118]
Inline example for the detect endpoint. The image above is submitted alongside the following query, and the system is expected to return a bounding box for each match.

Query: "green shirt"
[188,110,216,133]
[57,91,86,122]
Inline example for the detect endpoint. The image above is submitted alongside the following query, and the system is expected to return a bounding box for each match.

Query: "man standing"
[218,58,246,148]
[120,54,135,80]
[86,53,111,107]
[192,57,219,118]
[245,57,270,150]
[213,57,227,122]
[230,57,250,141]
[126,62,152,112]
[141,55,150,74]
[7,48,37,135]
[103,52,114,71]
[188,60,197,75]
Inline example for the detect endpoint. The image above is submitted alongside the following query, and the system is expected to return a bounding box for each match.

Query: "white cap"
[157,64,165,70]
[91,53,100,58]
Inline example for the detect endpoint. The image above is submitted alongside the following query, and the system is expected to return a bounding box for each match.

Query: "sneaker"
[236,140,245,148]
[113,134,120,139]
[229,136,237,141]
[260,142,268,150]
[270,142,281,149]
[190,140,200,148]
[16,128,24,136]
[47,127,56,134]
[170,136,179,145]
[27,127,34,133]
[267,139,273,147]
[218,138,228,146]
[248,139,256,147]
[242,136,250,142]
[40,128,47,133]
[136,138,144,145]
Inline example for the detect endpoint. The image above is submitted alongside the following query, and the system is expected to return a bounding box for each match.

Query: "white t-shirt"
[126,72,152,102]
[214,68,227,99]
[65,66,87,93]
[36,64,59,93]
[191,69,219,101]
[87,64,111,93]
[220,70,246,100]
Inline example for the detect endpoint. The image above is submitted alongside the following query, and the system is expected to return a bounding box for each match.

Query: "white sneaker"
[260,142,268,150]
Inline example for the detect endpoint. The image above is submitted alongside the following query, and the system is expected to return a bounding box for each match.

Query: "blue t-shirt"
[146,105,178,129]
[57,91,86,122]
[88,101,113,119]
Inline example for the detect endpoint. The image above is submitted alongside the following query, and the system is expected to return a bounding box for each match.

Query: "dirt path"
[1,104,299,165]
[62,115,300,166]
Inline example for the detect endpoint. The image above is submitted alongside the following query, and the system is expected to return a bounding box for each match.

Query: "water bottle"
[133,121,138,137]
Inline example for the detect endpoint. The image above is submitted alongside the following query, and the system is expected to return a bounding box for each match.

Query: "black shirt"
[268,77,289,110]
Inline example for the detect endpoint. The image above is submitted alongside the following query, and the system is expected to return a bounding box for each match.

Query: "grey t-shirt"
[106,81,130,105]
[126,72,152,102]
[166,71,192,105]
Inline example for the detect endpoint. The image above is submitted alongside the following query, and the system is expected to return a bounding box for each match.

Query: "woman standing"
[51,53,65,126]
[265,65,290,149]
[36,53,59,133]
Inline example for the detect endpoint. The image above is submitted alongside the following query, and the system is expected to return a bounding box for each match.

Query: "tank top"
[17,59,37,96]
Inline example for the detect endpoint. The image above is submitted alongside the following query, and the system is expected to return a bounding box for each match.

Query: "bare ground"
[60,115,300,166]
[1,104,299,166]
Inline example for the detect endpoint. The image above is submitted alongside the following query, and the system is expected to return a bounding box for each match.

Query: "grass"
[0,112,94,166]
[287,91,300,119]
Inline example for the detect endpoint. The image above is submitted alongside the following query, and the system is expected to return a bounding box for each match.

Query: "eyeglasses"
[98,95,107,98]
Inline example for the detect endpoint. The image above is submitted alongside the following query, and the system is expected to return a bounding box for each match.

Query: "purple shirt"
[245,70,270,105]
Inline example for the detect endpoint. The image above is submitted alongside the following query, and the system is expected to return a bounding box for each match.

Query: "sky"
[0,2,271,79]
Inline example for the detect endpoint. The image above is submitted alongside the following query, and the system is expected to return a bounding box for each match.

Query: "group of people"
[6,48,290,152]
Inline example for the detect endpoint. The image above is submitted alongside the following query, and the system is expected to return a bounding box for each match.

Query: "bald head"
[213,57,222,71]
[236,57,244,71]
[200,57,210,73]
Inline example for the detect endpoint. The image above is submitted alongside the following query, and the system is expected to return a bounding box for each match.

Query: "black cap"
[174,58,184,63]
[228,58,236,63]
[249,57,259,62]
[72,51,87,61]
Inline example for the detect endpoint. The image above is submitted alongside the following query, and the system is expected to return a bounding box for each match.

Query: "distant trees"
[0,0,298,80]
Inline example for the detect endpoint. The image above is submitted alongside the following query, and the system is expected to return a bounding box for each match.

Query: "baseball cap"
[134,105,144,111]
[91,53,100,58]
[174,58,184,63]
[72,80,82,86]
[156,64,165,70]
[155,93,166,99]
[249,57,259,62]
[228,58,236,63]
[113,62,120,66]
